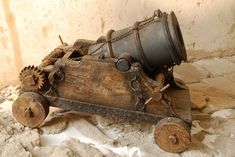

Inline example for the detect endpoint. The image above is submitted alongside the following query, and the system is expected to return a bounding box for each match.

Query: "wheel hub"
[12,92,49,128]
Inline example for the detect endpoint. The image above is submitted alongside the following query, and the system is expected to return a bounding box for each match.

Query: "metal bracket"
[129,75,146,111]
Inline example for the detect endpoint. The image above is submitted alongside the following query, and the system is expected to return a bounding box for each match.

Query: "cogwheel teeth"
[19,65,45,91]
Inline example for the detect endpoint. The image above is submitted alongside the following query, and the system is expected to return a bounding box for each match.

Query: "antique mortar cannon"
[12,10,191,153]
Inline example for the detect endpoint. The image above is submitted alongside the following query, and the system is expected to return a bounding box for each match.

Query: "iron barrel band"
[133,21,153,73]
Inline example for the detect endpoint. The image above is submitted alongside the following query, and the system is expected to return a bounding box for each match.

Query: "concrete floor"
[0,56,235,157]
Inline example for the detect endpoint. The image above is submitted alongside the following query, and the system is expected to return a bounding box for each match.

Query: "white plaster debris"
[191,120,205,135]
[202,134,219,149]
[0,85,19,101]
[41,121,142,157]
[211,109,232,119]
[0,100,13,111]
[0,85,18,112]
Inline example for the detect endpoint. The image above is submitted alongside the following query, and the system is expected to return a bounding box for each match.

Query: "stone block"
[226,55,235,63]
[193,58,235,77]
[72,118,113,144]
[174,63,209,84]
[189,82,235,113]
[202,77,235,97]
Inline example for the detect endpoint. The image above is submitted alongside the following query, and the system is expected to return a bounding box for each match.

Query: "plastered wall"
[0,0,235,87]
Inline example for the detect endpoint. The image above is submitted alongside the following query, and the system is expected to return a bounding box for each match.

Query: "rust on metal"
[154,117,191,153]
[19,66,45,91]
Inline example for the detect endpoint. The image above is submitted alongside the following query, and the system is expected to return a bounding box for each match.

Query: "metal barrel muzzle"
[88,10,187,74]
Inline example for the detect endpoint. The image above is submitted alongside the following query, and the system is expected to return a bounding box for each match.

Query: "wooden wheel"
[12,92,49,128]
[154,117,191,153]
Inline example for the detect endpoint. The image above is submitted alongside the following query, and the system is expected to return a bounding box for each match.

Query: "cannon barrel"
[88,10,187,74]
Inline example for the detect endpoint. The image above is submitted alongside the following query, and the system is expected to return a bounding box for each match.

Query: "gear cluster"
[19,66,45,91]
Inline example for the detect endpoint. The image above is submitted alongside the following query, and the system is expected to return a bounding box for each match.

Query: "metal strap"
[89,10,162,55]
[133,22,152,71]
[106,29,115,58]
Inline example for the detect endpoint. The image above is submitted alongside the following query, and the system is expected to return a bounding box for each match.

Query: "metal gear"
[19,65,45,91]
